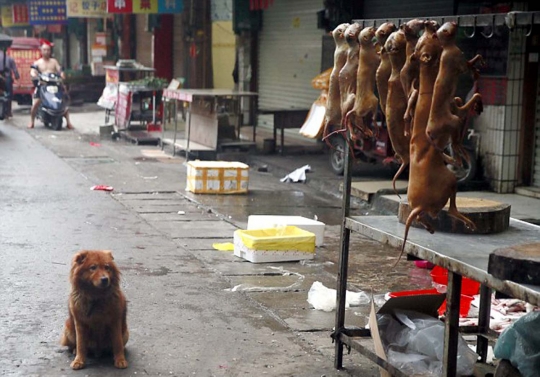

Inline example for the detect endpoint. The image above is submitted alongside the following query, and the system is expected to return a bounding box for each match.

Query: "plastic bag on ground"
[493,311,540,377]
[378,310,478,376]
[307,281,369,312]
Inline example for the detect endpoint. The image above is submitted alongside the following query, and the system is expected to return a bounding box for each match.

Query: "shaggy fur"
[60,250,129,370]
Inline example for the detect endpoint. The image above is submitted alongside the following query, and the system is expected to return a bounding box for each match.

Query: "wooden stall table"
[259,108,310,155]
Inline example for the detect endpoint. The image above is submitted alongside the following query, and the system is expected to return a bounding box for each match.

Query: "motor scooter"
[0,33,13,120]
[31,65,67,131]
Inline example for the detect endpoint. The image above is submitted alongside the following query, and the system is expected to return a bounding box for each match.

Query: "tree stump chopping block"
[489,243,540,285]
[398,197,511,234]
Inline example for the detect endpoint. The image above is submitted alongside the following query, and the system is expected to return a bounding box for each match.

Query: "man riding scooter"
[28,41,74,130]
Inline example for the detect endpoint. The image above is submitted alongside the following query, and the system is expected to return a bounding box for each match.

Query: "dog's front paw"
[114,358,128,369]
[70,358,85,370]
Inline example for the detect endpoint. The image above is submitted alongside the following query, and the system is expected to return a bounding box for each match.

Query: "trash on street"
[280,164,311,183]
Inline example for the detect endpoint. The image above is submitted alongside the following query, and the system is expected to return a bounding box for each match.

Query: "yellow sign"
[1,5,30,27]
[67,0,107,18]
[1,6,13,27]
[133,0,158,14]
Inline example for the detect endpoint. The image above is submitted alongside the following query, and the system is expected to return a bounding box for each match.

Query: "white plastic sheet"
[307,281,369,312]
[280,164,311,183]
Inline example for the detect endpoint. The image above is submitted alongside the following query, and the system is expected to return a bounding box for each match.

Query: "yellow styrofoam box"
[186,160,249,194]
[233,226,316,263]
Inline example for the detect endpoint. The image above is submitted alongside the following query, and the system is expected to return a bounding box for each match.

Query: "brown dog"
[324,22,350,136]
[426,22,484,159]
[375,22,397,118]
[345,26,379,140]
[61,250,129,370]
[397,31,476,266]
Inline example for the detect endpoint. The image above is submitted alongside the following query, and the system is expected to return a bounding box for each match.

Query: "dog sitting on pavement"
[60,250,129,370]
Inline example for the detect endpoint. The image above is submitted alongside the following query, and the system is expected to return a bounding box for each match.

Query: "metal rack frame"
[332,144,540,376]
[352,11,540,31]
[332,10,540,376]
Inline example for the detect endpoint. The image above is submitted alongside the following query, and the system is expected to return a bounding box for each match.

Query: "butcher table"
[333,214,540,376]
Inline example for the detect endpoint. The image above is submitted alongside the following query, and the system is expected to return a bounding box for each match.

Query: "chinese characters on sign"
[13,4,30,24]
[29,0,67,25]
[107,0,182,13]
[133,0,158,14]
[106,0,132,13]
[1,5,30,27]
[7,49,42,93]
[67,0,107,17]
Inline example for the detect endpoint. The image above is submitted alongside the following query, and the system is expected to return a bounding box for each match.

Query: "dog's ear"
[73,251,88,265]
[103,250,114,260]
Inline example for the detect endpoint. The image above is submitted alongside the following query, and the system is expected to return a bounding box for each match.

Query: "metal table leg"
[172,100,178,156]
[334,145,353,369]
[186,101,192,163]
[477,284,492,363]
[443,271,462,377]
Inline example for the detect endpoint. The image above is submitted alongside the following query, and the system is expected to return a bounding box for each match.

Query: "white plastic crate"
[247,215,325,246]
[233,226,316,263]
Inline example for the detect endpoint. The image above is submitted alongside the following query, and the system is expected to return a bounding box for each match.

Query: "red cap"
[39,38,54,47]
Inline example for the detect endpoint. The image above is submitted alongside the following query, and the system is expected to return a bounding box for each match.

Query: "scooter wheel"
[52,117,63,131]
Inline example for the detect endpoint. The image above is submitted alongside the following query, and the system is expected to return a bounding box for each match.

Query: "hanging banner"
[13,4,30,25]
[106,0,133,13]
[1,6,14,27]
[67,0,107,17]
[133,0,158,14]
[107,0,182,13]
[157,0,183,14]
[1,5,30,27]
[29,0,67,25]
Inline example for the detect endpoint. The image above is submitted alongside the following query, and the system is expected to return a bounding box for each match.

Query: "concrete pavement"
[2,105,387,376]
[5,102,540,376]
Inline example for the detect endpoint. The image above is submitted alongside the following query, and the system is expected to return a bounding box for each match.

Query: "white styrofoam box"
[247,215,325,246]
[186,160,249,194]
[233,226,316,263]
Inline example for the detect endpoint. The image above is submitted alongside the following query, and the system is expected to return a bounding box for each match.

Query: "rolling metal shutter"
[361,0,453,19]
[257,0,323,111]
[173,14,184,80]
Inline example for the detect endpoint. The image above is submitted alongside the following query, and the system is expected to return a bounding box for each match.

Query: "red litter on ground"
[91,185,114,191]
[89,142,101,147]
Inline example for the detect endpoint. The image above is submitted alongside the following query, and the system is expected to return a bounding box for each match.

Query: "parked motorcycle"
[301,69,478,184]
[326,121,396,173]
[31,65,67,130]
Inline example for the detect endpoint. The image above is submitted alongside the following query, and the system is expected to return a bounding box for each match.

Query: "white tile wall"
[502,130,519,156]
[486,28,527,193]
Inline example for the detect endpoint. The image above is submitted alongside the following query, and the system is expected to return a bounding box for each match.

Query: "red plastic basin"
[389,289,474,318]
[430,265,480,296]
[438,294,474,318]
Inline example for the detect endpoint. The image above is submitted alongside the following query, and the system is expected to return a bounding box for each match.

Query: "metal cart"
[161,88,258,160]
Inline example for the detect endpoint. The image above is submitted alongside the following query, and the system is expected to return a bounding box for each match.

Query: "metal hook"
[525,14,534,37]
[480,15,495,38]
[463,16,477,38]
